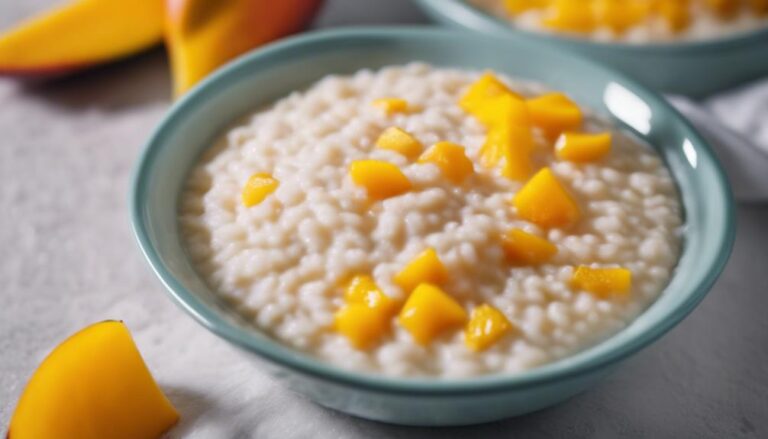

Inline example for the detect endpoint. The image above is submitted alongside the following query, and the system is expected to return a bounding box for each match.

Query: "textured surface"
[1,0,767,437]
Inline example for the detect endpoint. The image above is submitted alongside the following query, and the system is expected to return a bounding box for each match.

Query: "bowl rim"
[131,26,735,396]
[414,0,768,53]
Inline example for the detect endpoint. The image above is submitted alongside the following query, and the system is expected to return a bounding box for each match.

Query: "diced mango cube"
[372,97,409,115]
[349,160,412,200]
[242,172,279,207]
[375,127,423,159]
[399,283,468,345]
[595,0,651,34]
[480,122,534,181]
[655,0,691,32]
[555,132,612,163]
[503,0,550,15]
[471,93,530,128]
[526,93,583,138]
[502,228,558,265]
[419,141,474,184]
[513,167,581,228]
[571,266,632,298]
[344,275,399,315]
[334,304,392,349]
[464,304,515,352]
[394,248,449,294]
[542,0,596,33]
[459,72,522,118]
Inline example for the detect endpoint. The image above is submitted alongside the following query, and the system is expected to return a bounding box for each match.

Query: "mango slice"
[165,0,325,96]
[526,93,583,139]
[242,172,279,207]
[375,127,422,159]
[571,266,632,297]
[502,228,558,265]
[465,304,515,352]
[555,132,612,163]
[399,283,468,345]
[655,0,691,32]
[513,167,581,228]
[542,0,596,33]
[372,97,410,115]
[459,72,522,120]
[349,160,412,200]
[335,275,399,349]
[8,321,179,439]
[394,247,449,294]
[0,0,163,76]
[344,275,399,315]
[419,141,475,184]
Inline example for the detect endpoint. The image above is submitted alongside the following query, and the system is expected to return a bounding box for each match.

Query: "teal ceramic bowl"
[131,27,735,426]
[414,0,768,97]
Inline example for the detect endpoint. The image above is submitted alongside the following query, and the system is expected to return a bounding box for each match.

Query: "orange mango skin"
[166,0,325,96]
[8,321,179,439]
[0,0,164,77]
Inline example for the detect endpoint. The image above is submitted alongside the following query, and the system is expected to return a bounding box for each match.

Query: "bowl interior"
[132,27,734,393]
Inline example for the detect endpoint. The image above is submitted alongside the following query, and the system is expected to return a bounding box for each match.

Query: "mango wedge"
[165,0,325,96]
[0,0,163,76]
[8,321,179,439]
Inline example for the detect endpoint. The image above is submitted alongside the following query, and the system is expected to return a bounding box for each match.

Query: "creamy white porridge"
[471,0,768,43]
[179,63,683,378]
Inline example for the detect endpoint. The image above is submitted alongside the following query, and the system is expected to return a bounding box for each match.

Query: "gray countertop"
[1,1,767,437]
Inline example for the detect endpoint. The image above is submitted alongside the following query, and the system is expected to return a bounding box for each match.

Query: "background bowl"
[413,0,768,97]
[131,27,734,426]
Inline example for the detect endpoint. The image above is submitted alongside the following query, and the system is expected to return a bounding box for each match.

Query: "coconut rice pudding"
[471,0,768,43]
[179,63,683,378]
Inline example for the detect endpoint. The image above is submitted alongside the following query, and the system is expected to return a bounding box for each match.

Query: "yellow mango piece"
[8,321,179,439]
[344,275,399,316]
[375,127,422,159]
[542,0,596,33]
[503,0,551,15]
[399,283,468,345]
[334,304,393,350]
[459,72,522,119]
[513,167,581,228]
[655,0,691,32]
[555,132,612,163]
[349,160,412,200]
[465,304,515,352]
[394,248,449,294]
[526,93,583,138]
[480,122,535,181]
[0,0,163,76]
[166,0,324,96]
[594,0,651,34]
[502,228,558,265]
[571,266,632,297]
[471,93,530,128]
[372,97,410,115]
[419,141,475,184]
[241,172,279,207]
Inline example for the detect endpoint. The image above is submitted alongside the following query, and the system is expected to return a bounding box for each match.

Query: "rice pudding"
[471,0,768,43]
[179,63,683,378]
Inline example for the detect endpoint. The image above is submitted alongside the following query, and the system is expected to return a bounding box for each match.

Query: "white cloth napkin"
[669,78,768,202]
